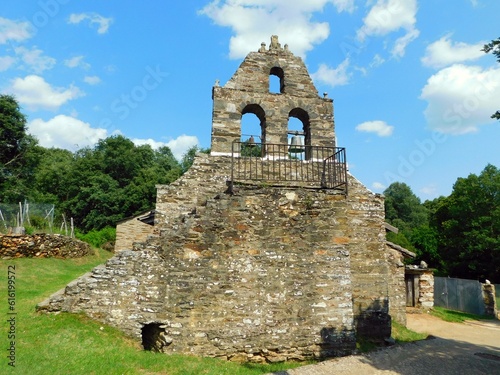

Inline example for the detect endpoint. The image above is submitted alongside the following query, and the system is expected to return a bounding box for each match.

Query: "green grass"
[430,306,494,323]
[0,251,304,375]
[391,321,428,343]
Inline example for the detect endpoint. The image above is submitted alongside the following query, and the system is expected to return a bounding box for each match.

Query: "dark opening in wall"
[141,323,171,352]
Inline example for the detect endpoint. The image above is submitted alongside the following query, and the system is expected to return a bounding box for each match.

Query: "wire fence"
[0,201,73,236]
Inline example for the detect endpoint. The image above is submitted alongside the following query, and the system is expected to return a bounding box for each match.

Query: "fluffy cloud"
[357,0,419,57]
[421,34,485,69]
[14,46,56,73]
[8,75,83,111]
[0,17,32,44]
[199,1,354,59]
[84,75,101,85]
[132,135,199,161]
[64,55,91,70]
[372,182,386,191]
[68,13,113,34]
[0,56,16,71]
[311,58,351,87]
[356,120,394,137]
[29,115,108,150]
[420,64,500,134]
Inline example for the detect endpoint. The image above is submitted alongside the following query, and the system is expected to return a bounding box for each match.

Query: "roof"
[386,241,416,258]
[116,210,155,226]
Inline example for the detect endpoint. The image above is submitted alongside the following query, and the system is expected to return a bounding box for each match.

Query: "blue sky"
[1,0,499,201]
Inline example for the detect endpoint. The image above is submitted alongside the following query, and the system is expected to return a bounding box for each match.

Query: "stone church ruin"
[39,36,395,363]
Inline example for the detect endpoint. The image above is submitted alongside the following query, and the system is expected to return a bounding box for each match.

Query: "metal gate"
[434,277,485,315]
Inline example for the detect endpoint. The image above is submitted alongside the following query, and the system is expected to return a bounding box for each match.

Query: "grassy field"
[0,250,306,375]
[430,306,495,323]
[0,250,433,374]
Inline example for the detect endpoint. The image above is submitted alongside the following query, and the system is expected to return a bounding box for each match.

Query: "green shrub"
[76,227,116,248]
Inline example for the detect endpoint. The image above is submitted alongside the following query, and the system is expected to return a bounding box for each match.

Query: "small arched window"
[269,67,284,94]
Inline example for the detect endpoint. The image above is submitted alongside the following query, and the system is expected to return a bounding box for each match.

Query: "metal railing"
[229,141,348,193]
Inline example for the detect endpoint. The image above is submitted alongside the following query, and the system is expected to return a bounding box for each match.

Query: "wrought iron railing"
[229,141,348,193]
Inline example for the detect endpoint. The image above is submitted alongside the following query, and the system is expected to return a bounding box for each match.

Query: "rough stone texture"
[38,154,391,362]
[418,270,434,309]
[482,283,497,317]
[38,36,393,363]
[211,36,335,156]
[386,245,407,326]
[115,213,155,252]
[0,233,92,258]
[406,267,434,310]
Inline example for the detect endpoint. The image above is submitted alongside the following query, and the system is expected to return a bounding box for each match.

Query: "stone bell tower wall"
[211,38,335,156]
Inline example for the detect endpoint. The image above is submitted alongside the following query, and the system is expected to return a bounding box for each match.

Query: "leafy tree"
[482,37,500,120]
[384,182,428,232]
[0,95,41,202]
[432,164,500,282]
[53,136,184,231]
[383,182,443,267]
[180,145,210,173]
[32,148,74,203]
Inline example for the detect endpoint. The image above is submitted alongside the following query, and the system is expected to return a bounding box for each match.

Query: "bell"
[288,135,304,153]
[247,136,256,147]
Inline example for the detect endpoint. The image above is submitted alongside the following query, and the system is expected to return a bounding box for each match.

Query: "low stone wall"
[482,283,497,318]
[0,234,93,258]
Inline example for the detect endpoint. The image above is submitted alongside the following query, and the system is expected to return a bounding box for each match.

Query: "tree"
[482,37,500,120]
[53,136,184,232]
[0,95,41,202]
[383,182,441,267]
[432,164,500,282]
[384,182,428,232]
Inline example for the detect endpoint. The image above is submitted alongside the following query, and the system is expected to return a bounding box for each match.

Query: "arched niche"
[269,66,284,94]
[288,108,311,159]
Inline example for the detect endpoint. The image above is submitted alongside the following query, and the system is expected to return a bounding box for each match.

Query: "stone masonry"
[38,36,392,362]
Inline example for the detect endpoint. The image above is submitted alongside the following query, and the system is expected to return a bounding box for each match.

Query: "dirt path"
[267,313,500,375]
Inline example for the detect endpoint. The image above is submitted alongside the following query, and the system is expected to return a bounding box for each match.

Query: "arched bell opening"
[288,108,311,160]
[241,104,266,157]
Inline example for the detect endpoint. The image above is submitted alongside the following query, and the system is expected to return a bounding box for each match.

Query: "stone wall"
[386,245,408,325]
[115,214,155,252]
[0,234,92,258]
[38,154,391,362]
[482,283,497,318]
[211,36,335,156]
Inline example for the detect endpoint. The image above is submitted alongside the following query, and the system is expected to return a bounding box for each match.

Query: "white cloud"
[357,0,418,56]
[419,184,438,197]
[370,54,385,67]
[64,55,91,70]
[391,27,419,57]
[29,115,108,151]
[421,34,485,69]
[132,135,199,161]
[358,0,417,39]
[68,13,113,34]
[356,120,394,137]
[84,75,101,85]
[311,59,351,87]
[332,0,356,13]
[14,46,56,73]
[0,56,16,71]
[372,182,386,191]
[0,17,32,44]
[420,64,500,134]
[199,1,353,59]
[8,75,84,111]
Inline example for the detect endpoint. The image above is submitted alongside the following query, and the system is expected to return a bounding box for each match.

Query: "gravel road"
[266,312,500,375]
